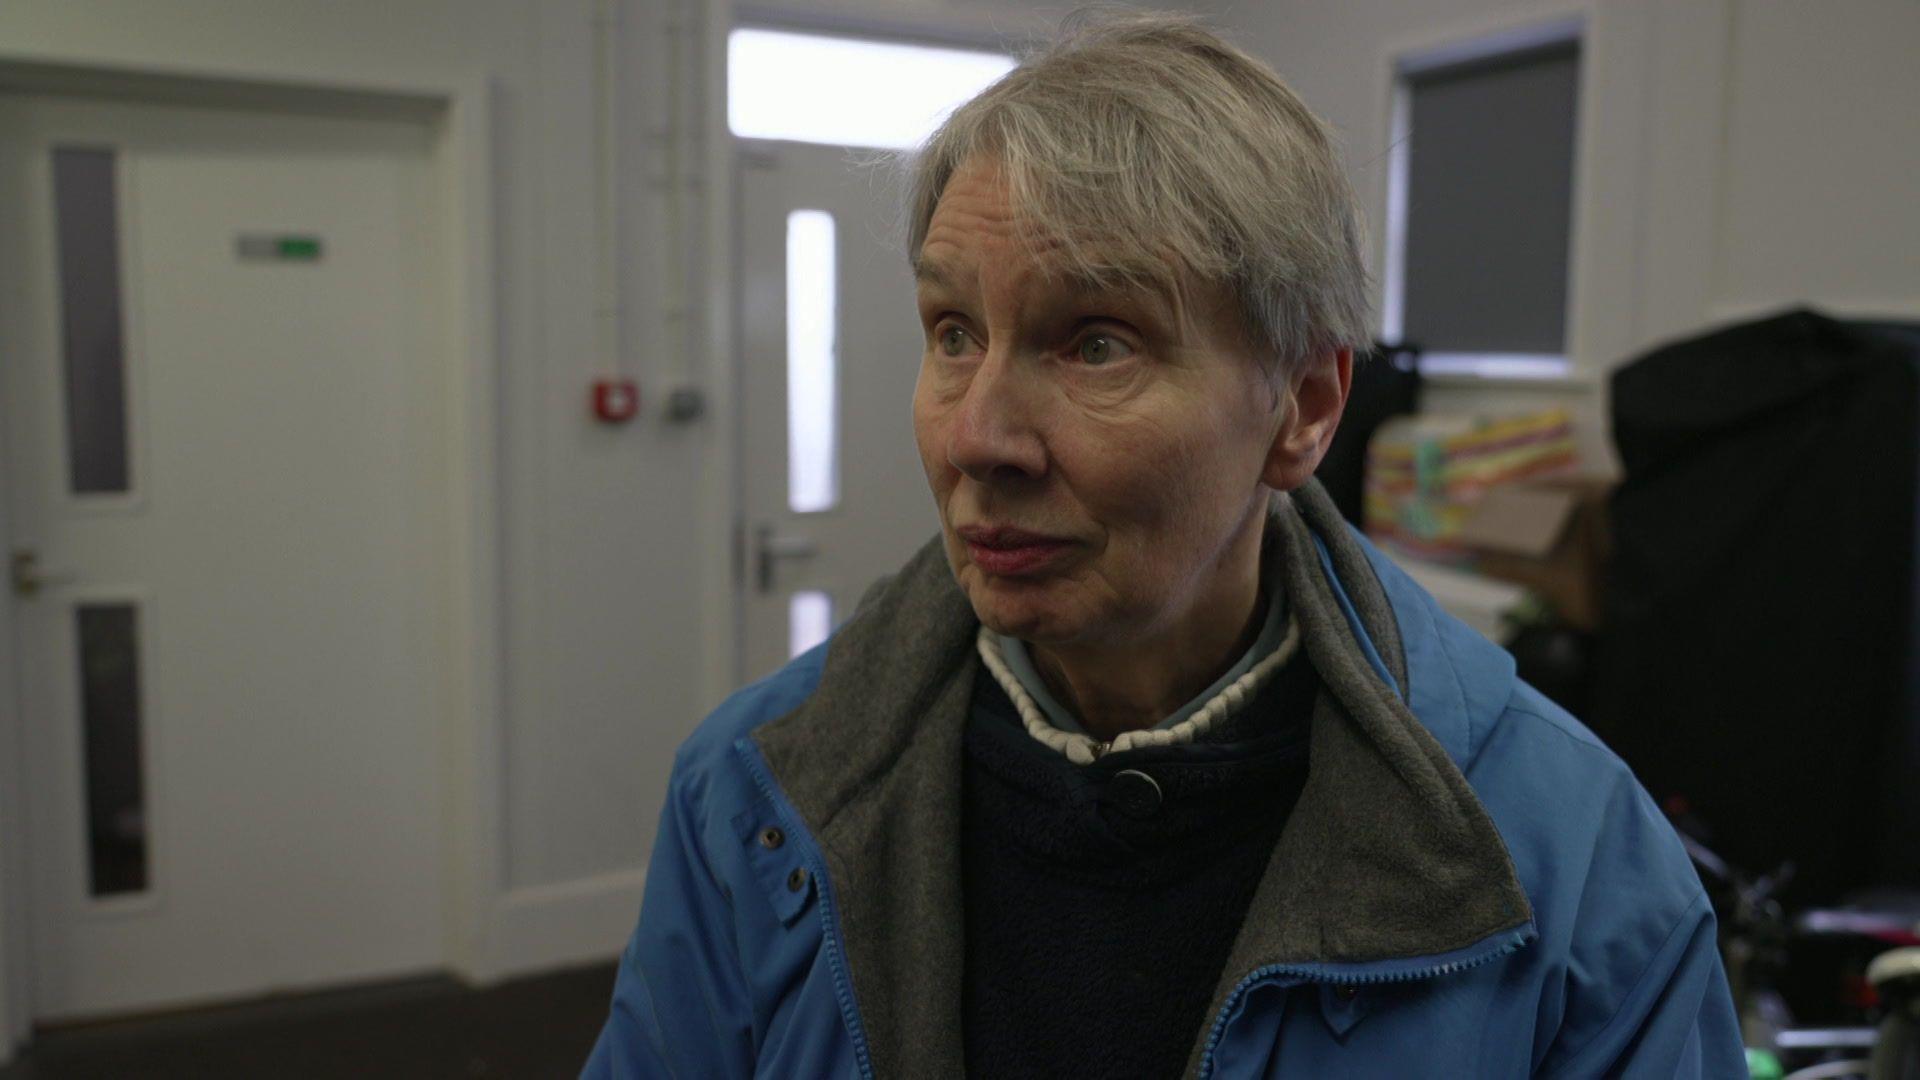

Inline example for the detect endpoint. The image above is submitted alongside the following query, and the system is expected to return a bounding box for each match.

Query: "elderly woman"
[586,12,1742,1078]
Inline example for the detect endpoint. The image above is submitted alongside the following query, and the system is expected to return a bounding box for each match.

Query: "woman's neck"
[1026,517,1269,742]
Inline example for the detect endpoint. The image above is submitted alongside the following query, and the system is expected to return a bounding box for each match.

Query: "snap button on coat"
[1110,769,1163,818]
[759,826,785,850]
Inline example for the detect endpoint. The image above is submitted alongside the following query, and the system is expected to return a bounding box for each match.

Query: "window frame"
[1381,16,1587,383]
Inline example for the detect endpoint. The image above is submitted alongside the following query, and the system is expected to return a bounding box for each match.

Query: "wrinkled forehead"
[909,152,1252,342]
[918,155,1192,296]
[921,264,1182,348]
[927,230,1195,314]
[910,247,1151,299]
[912,238,1226,341]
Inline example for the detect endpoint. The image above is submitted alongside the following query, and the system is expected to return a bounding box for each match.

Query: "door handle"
[10,547,79,599]
[755,526,818,593]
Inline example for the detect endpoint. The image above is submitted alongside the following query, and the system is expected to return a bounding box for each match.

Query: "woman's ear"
[1260,347,1354,491]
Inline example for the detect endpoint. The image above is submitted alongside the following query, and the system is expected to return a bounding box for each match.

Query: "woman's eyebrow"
[912,258,963,292]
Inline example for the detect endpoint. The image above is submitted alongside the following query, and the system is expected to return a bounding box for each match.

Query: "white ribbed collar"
[976,601,1302,765]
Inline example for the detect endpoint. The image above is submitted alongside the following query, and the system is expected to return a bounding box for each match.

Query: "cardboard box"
[1455,475,1614,632]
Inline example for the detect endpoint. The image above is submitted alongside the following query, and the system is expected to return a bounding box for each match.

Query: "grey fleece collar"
[751,480,1533,1079]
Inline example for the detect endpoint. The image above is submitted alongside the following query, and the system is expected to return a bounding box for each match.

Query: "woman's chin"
[962,571,1082,642]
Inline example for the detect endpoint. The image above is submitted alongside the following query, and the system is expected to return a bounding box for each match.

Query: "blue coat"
[585,493,1744,1078]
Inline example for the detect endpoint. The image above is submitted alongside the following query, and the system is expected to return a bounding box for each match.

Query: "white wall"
[1195,0,1920,468]
[0,0,716,1008]
[1706,1,1920,323]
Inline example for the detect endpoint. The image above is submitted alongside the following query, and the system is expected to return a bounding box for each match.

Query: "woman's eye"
[938,326,972,357]
[1077,334,1135,366]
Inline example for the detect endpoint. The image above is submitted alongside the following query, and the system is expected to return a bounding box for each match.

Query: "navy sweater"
[961,652,1319,1078]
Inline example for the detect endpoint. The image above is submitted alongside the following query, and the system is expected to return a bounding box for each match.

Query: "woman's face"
[912,159,1299,648]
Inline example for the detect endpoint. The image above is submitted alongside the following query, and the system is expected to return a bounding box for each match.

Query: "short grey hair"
[905,9,1371,377]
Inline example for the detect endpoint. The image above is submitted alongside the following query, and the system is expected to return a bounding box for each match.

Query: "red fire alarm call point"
[591,377,640,424]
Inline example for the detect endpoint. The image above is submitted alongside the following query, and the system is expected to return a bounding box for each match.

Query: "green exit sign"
[236,234,324,262]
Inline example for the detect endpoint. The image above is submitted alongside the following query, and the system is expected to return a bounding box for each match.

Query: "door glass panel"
[786,209,838,513]
[52,146,132,495]
[790,590,833,658]
[76,602,148,896]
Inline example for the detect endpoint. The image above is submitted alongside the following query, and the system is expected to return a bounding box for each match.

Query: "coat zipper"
[1194,927,1534,1079]
[737,739,878,1080]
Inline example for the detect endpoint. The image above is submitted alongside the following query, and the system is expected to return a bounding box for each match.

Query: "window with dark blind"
[1385,33,1581,378]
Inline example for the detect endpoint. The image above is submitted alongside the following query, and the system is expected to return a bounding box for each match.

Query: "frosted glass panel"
[786,209,838,514]
[790,591,833,658]
[76,603,148,896]
[729,29,1014,150]
[52,146,132,495]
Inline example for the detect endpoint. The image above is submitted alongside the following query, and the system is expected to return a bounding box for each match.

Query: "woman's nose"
[946,351,1047,483]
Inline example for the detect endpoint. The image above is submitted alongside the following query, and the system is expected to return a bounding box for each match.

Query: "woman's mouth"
[956,525,1075,577]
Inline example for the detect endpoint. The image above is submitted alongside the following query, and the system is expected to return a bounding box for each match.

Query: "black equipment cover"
[1592,308,1920,903]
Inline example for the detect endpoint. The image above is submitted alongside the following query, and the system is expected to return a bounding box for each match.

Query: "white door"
[0,94,450,1021]
[737,140,942,679]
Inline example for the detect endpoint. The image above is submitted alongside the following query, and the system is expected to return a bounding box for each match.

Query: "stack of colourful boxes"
[1362,408,1578,563]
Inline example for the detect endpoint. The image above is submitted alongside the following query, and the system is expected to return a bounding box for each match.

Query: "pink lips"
[957,525,1074,577]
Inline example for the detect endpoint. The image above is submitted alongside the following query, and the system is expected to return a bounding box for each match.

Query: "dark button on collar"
[758,826,785,850]
[786,867,809,892]
[1110,769,1163,818]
